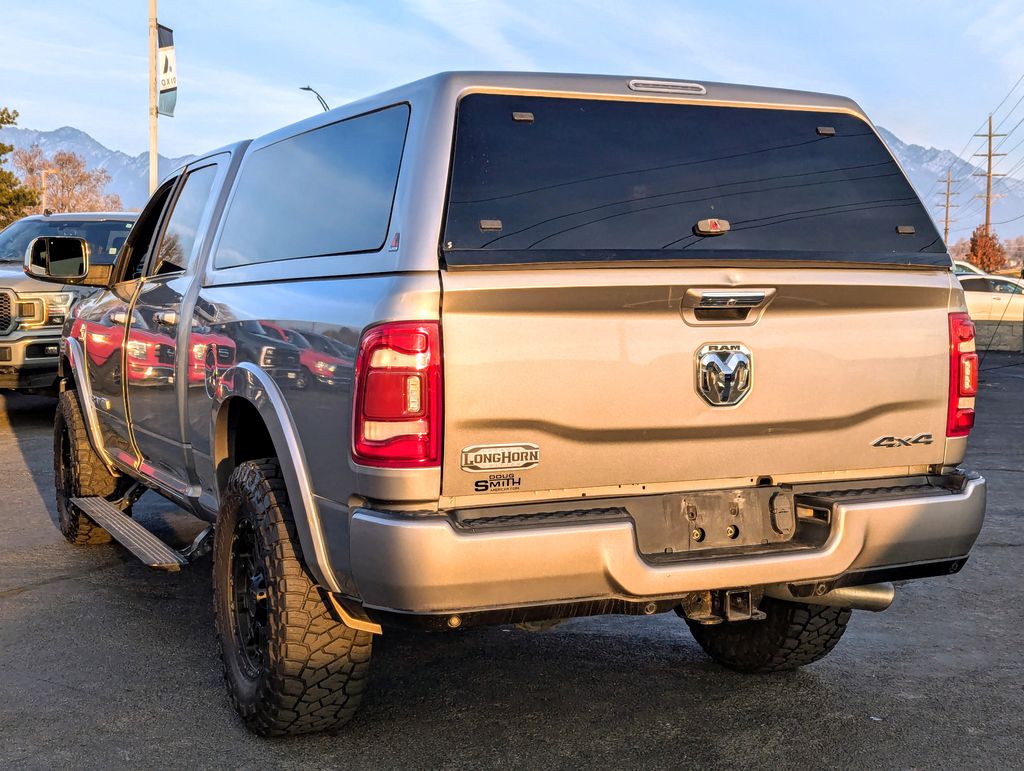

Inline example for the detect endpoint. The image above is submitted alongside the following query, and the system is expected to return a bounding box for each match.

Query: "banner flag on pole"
[157,24,177,117]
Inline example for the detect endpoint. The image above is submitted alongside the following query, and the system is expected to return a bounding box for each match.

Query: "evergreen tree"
[0,108,39,228]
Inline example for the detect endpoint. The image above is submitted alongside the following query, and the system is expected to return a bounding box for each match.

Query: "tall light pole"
[148,0,158,194]
[40,167,58,212]
[300,86,330,112]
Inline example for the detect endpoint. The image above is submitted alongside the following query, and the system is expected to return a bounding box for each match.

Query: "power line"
[959,95,1024,195]
[995,113,1024,151]
[991,71,1024,120]
[922,72,1024,201]
[929,82,1024,199]
[957,141,1024,223]
[992,209,1024,226]
[994,85,1024,132]
[921,131,986,201]
[993,159,1024,197]
[992,133,1024,171]
[993,97,1024,141]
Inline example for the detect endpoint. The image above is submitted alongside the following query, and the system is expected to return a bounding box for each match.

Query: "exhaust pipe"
[764,582,895,612]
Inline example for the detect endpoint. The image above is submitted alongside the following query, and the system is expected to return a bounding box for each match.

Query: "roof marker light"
[694,218,731,236]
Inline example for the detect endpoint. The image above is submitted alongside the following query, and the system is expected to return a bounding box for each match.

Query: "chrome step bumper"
[348,474,986,614]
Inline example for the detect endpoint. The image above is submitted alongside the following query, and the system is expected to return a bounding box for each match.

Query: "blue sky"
[3,1,1024,158]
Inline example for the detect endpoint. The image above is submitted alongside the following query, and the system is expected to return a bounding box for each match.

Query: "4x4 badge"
[696,343,752,406]
[872,433,934,448]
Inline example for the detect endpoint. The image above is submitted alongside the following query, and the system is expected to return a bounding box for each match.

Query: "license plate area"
[636,487,798,558]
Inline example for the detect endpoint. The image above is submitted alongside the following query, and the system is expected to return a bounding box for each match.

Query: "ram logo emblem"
[696,343,752,407]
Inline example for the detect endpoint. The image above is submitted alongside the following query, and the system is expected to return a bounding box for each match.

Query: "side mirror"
[25,236,89,282]
[25,235,112,287]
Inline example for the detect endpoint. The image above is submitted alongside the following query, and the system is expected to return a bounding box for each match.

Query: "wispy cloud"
[0,0,1018,158]
[963,0,1024,83]
[404,0,538,70]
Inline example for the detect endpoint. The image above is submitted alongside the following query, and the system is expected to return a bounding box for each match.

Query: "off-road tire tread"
[54,390,117,545]
[687,597,851,673]
[213,459,372,737]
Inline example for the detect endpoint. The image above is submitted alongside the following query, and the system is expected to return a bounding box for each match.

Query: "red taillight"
[947,312,977,438]
[352,321,442,468]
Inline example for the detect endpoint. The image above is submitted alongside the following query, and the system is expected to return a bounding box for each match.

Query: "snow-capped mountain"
[3,123,1023,239]
[876,126,1024,240]
[1,126,193,210]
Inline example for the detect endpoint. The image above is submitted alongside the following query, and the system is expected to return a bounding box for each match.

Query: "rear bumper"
[349,473,986,614]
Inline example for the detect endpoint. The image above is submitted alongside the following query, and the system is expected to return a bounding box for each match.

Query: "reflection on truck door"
[125,161,222,492]
[83,178,178,467]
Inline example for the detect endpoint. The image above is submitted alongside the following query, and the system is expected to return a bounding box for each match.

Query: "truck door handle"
[153,310,179,326]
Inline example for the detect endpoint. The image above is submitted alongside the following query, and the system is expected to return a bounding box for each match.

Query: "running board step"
[70,497,190,570]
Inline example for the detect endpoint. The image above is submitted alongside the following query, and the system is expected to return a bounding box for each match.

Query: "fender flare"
[213,362,341,592]
[63,337,118,476]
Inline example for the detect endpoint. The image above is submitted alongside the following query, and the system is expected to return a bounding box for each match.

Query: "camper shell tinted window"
[215,104,409,269]
[443,94,947,268]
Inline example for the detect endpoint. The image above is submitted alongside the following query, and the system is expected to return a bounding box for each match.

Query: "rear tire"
[686,597,851,673]
[53,390,118,545]
[213,458,372,736]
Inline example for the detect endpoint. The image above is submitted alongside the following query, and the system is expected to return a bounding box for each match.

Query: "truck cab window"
[117,178,177,283]
[151,163,219,276]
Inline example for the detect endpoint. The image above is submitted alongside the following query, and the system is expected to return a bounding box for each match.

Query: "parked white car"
[953,260,987,276]
[959,274,1024,321]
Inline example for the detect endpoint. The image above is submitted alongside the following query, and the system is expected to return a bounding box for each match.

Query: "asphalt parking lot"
[1,360,1023,769]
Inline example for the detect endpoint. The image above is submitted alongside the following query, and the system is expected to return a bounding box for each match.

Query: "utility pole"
[935,167,959,244]
[973,114,1006,235]
[148,0,158,195]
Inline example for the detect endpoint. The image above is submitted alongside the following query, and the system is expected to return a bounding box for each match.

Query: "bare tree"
[949,238,970,261]
[1002,235,1024,272]
[12,144,45,187]
[13,145,122,213]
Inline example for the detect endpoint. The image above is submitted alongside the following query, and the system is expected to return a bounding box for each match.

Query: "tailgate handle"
[697,291,767,308]
[681,288,776,326]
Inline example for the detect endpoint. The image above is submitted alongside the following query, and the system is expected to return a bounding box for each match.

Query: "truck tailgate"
[440,266,954,501]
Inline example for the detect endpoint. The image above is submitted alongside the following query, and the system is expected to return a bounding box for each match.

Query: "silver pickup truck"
[0,213,135,393]
[27,72,985,736]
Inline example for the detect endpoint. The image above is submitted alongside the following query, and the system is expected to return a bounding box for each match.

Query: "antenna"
[300,85,329,112]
